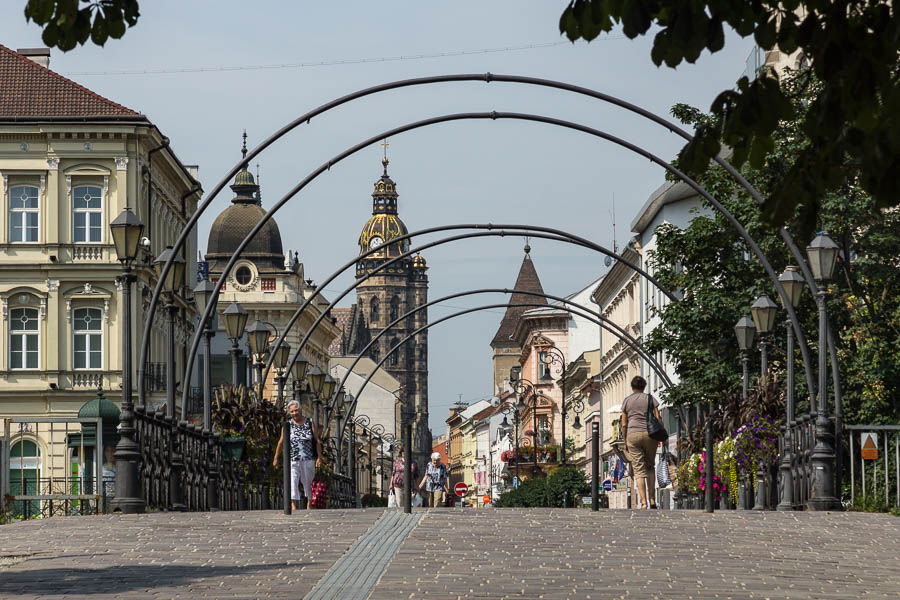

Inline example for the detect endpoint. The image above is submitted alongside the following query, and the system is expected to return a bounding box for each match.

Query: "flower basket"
[222,436,245,461]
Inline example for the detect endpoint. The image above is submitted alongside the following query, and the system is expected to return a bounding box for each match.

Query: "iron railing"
[846,424,900,510]
[143,362,167,392]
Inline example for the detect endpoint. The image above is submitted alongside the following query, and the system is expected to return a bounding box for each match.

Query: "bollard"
[283,421,291,515]
[591,422,599,511]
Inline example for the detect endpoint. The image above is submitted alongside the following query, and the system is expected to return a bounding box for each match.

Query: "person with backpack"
[418,452,449,508]
[390,448,418,508]
[274,399,322,510]
[621,375,666,509]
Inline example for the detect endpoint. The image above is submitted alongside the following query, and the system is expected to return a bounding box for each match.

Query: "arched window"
[73,185,103,243]
[389,296,400,322]
[9,185,39,242]
[10,307,39,369]
[369,296,380,324]
[371,344,380,364]
[73,307,103,370]
[388,338,399,366]
[9,439,41,518]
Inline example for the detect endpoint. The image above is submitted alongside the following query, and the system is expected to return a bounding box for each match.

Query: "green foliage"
[213,384,284,486]
[24,0,140,51]
[0,494,13,525]
[559,0,900,227]
[648,67,900,431]
[849,493,891,514]
[494,465,587,507]
[360,493,387,508]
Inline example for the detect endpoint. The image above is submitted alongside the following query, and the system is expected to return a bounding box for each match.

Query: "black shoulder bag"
[646,394,668,442]
[308,418,319,460]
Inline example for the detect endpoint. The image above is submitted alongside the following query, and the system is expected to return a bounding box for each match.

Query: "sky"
[2,1,755,434]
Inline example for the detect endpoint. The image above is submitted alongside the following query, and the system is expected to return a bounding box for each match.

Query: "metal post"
[706,406,714,513]
[282,421,291,514]
[166,302,177,419]
[532,396,539,478]
[203,330,212,431]
[759,337,768,386]
[778,319,795,511]
[203,327,219,511]
[850,433,855,505]
[403,419,412,513]
[276,375,285,411]
[809,290,839,510]
[591,421,599,511]
[230,340,240,387]
[561,366,567,465]
[165,300,185,511]
[514,412,520,485]
[741,354,749,401]
[348,428,357,505]
[368,436,373,496]
[111,269,144,513]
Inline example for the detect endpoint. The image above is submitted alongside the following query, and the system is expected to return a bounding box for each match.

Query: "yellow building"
[0,46,201,508]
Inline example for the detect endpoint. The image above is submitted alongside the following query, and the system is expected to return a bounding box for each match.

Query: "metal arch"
[177,112,819,413]
[334,301,666,445]
[142,72,831,413]
[324,286,673,431]
[261,227,666,389]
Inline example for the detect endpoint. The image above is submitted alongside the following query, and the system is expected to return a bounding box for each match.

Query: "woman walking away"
[621,375,662,509]
[390,448,418,508]
[274,400,322,510]
[418,452,450,508]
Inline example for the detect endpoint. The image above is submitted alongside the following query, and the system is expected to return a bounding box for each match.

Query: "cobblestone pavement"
[1,508,899,599]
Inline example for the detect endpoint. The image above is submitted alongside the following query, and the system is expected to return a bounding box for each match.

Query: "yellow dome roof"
[413,253,427,268]
[358,213,409,258]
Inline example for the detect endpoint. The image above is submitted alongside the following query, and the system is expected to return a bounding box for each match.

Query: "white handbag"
[412,492,423,508]
[387,490,397,508]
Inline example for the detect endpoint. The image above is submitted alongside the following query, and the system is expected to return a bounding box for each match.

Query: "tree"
[559,1,900,231]
[647,67,900,428]
[24,0,140,51]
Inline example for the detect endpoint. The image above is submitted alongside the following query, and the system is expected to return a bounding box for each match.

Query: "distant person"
[418,452,449,507]
[101,444,116,497]
[621,375,662,509]
[274,400,322,510]
[390,448,418,507]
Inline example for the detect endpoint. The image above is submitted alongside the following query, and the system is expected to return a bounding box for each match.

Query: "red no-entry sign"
[454,482,469,497]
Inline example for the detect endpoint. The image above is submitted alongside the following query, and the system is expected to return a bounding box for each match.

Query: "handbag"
[387,490,397,508]
[656,446,672,488]
[308,418,318,460]
[646,394,668,442]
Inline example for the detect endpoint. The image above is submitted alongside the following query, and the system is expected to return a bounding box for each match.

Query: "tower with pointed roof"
[490,243,548,395]
[338,151,430,468]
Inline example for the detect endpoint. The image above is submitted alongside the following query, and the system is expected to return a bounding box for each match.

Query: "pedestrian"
[621,375,662,509]
[274,400,322,510]
[390,448,418,507]
[417,452,449,508]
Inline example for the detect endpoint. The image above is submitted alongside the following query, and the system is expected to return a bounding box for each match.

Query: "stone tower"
[353,155,430,469]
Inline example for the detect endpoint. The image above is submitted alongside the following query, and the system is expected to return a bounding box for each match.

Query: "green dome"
[78,388,120,424]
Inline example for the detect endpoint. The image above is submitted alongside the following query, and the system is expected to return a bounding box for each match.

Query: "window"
[389,296,400,321]
[261,278,276,291]
[388,338,399,366]
[235,266,252,285]
[369,297,380,324]
[73,307,103,370]
[9,185,39,242]
[10,307,39,369]
[9,439,40,518]
[538,351,550,381]
[73,185,102,242]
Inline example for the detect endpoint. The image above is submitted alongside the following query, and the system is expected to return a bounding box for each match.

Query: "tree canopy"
[24,0,139,51]
[560,0,900,230]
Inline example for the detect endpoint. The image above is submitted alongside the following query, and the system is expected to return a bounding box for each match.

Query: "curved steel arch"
[327,291,673,443]
[144,73,835,413]
[261,227,669,392]
[175,111,817,415]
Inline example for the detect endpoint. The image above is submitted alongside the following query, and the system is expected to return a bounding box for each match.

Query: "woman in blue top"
[274,400,322,510]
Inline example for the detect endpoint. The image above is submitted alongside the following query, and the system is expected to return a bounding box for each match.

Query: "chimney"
[17,48,51,69]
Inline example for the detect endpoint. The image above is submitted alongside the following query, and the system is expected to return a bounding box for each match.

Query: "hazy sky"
[3,2,754,434]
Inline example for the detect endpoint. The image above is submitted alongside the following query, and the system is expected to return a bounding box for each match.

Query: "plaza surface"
[1,508,898,599]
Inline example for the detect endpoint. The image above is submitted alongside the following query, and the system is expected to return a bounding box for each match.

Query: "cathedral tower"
[351,153,430,468]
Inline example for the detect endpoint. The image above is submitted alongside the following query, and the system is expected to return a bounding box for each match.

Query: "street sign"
[602,479,612,492]
[861,432,879,460]
[454,482,469,497]
[483,494,491,504]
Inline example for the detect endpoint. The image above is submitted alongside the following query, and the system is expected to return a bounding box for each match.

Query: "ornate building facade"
[335,156,430,469]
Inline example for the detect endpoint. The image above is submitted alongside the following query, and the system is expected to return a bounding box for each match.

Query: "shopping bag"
[656,447,672,488]
[310,480,328,508]
[412,492,423,508]
[387,490,397,508]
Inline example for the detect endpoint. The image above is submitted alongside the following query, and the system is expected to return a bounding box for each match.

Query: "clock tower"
[352,154,430,469]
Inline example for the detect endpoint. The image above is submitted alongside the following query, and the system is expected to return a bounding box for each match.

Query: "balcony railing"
[144,362,166,392]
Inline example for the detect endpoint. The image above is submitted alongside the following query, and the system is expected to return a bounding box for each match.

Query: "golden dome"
[358,213,409,258]
[234,167,255,186]
[413,253,427,269]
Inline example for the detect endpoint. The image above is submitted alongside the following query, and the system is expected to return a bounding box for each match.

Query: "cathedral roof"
[490,244,548,347]
[357,155,411,272]
[205,133,284,271]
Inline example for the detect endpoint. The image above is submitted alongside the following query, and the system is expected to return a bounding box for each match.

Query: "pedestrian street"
[1,508,898,599]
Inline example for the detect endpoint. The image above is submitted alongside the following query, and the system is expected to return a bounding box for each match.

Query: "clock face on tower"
[369,236,383,249]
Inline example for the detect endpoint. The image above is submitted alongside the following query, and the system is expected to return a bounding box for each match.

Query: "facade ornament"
[66,298,72,322]
[20,142,28,152]
[83,283,93,294]
[1,297,6,320]
[17,293,29,304]
[103,298,110,323]
[40,297,47,320]
[115,156,129,170]
[65,175,72,196]
[83,142,93,151]
[39,175,46,194]
[45,279,59,292]
[46,157,60,170]
[103,175,109,196]
[115,278,124,291]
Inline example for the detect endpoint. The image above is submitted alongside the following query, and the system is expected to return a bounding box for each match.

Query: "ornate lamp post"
[246,320,275,394]
[537,344,568,464]
[192,276,218,511]
[290,351,310,424]
[509,366,538,478]
[750,295,778,385]
[109,207,145,513]
[776,265,805,511]
[222,303,248,386]
[272,342,291,410]
[734,316,756,401]
[806,232,841,510]
[499,402,521,485]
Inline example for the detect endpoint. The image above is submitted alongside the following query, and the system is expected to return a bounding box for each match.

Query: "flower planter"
[222,436,246,462]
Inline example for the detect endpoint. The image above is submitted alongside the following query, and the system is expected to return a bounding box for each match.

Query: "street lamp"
[192,276,219,511]
[538,344,568,464]
[154,247,185,421]
[273,342,291,410]
[223,302,248,386]
[734,315,755,401]
[499,400,521,485]
[776,265,805,511]
[750,294,778,384]
[246,320,273,389]
[806,232,840,511]
[109,207,144,514]
[510,367,539,478]
[307,365,325,397]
